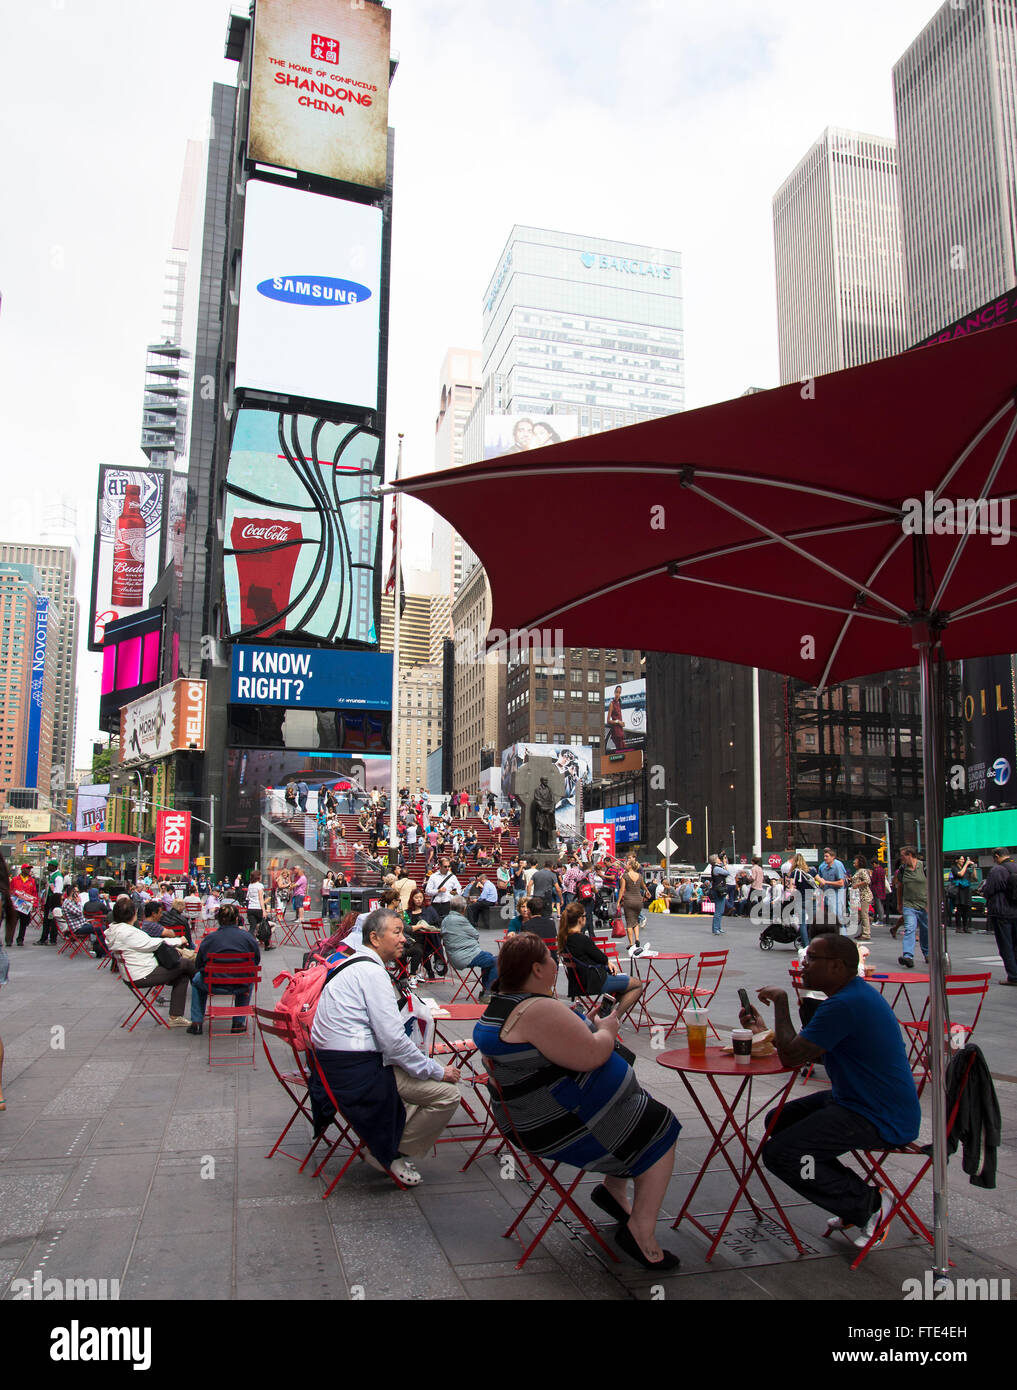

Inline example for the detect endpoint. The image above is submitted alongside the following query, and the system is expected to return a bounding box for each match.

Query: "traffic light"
[684,818,692,835]
[877,838,887,863]
[765,823,773,840]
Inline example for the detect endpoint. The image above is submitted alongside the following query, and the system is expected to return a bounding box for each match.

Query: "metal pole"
[752,667,762,856]
[884,812,891,875]
[209,795,216,883]
[916,626,949,1275]
[704,803,709,862]
[387,436,403,852]
[731,825,736,860]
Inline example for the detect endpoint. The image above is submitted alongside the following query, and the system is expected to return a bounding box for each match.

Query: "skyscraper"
[431,348,482,604]
[451,226,683,796]
[0,563,58,808]
[893,0,1017,342]
[773,127,909,383]
[0,536,78,791]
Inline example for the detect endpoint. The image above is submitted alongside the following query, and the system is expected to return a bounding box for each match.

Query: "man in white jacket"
[104,895,195,1026]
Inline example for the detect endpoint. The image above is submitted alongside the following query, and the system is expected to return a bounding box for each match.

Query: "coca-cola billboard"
[223,407,382,643]
[89,466,168,652]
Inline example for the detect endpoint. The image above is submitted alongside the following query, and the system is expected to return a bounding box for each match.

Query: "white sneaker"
[853,1188,893,1247]
[390,1156,423,1186]
[627,944,642,957]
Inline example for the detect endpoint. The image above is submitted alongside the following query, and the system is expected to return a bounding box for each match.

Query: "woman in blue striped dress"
[474,933,680,1269]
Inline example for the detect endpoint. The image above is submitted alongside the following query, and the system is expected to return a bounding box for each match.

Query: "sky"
[0,0,943,765]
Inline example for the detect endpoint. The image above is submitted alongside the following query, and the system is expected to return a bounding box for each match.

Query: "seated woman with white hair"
[104,894,195,1026]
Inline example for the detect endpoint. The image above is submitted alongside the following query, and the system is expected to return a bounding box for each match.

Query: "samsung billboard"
[248,0,391,190]
[235,180,382,409]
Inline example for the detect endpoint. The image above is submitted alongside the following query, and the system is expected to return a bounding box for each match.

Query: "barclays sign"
[579,251,672,280]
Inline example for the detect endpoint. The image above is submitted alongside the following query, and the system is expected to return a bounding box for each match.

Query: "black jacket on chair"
[944,1043,1000,1189]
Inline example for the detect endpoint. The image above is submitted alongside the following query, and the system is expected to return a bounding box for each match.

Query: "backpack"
[578,881,594,901]
[272,955,370,1051]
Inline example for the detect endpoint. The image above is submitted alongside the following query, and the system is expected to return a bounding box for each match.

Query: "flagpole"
[387,434,403,851]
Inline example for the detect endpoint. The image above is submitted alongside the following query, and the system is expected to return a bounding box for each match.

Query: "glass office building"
[480,225,684,426]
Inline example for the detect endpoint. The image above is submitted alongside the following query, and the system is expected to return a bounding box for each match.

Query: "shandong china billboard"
[223,408,383,644]
[248,0,391,190]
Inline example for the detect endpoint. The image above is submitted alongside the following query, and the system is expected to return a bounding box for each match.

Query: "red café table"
[426,1001,494,1151]
[656,1045,806,1261]
[628,953,693,1033]
[865,971,931,1024]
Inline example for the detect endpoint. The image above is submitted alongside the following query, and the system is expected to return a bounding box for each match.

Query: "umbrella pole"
[915,626,949,1276]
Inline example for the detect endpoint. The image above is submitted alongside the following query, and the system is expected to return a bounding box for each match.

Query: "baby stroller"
[758,916,801,951]
[592,886,616,928]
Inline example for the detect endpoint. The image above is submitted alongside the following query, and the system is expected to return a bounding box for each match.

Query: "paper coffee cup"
[732,1028,753,1062]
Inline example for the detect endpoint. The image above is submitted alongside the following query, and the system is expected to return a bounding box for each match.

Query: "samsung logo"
[256,276,371,306]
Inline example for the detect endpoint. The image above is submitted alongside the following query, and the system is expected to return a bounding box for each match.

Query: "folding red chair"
[303,1047,407,1198]
[114,952,170,1031]
[275,910,303,948]
[204,953,261,1067]
[255,1006,322,1167]
[482,1069,619,1269]
[837,1048,978,1270]
[562,953,600,1011]
[91,925,115,971]
[666,949,728,1039]
[901,973,990,1095]
[54,912,90,960]
[447,961,483,1003]
[788,962,817,1083]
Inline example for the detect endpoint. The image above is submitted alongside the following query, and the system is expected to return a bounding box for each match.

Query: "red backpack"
[272,956,368,1051]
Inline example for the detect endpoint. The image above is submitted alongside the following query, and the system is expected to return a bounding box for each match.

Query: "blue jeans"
[602,973,631,996]
[763,1090,885,1228]
[900,906,928,962]
[712,895,727,934]
[189,971,253,1023]
[469,951,498,991]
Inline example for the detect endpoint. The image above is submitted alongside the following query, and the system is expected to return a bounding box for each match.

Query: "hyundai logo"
[989,757,1012,785]
[256,275,371,306]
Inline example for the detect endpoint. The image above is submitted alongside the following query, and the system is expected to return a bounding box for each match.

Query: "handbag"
[154,941,183,970]
[611,916,626,939]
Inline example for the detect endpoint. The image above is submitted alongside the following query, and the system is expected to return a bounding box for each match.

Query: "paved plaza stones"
[2,914,1016,1302]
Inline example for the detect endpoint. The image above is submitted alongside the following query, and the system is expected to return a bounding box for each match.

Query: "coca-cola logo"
[239,523,296,543]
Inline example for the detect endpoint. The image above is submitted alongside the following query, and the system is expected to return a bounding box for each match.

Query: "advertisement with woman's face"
[484,414,579,459]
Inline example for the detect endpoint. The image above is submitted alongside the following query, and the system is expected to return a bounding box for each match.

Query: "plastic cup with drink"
[686,1008,709,1057]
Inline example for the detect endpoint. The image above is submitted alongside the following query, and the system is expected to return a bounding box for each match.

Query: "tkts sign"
[155,810,191,877]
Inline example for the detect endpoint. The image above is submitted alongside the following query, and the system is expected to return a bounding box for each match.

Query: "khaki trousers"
[394,1069,461,1157]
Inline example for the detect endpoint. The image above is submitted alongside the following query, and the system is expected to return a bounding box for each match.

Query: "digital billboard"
[224,749,390,836]
[98,606,163,731]
[235,181,383,409]
[230,646,392,708]
[483,415,579,460]
[75,782,109,857]
[500,742,593,837]
[120,679,207,764]
[89,466,168,651]
[248,0,391,190]
[604,677,646,752]
[223,408,382,643]
[962,654,1016,797]
[155,810,191,877]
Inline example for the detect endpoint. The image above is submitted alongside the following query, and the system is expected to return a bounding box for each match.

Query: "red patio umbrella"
[392,320,1017,1273]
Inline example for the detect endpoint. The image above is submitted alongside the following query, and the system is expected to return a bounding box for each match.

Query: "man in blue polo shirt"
[740,932,920,1247]
[815,845,849,930]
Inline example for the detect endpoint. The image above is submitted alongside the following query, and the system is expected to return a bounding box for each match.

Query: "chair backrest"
[255,1005,311,1081]
[943,972,991,1037]
[788,962,804,1005]
[691,949,728,999]
[204,951,261,991]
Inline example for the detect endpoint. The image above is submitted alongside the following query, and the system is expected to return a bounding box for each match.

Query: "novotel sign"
[256,275,371,306]
[579,251,673,279]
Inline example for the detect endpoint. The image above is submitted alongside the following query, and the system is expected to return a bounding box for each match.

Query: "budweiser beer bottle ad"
[111,484,146,606]
[222,408,384,643]
[89,466,168,651]
[230,514,303,637]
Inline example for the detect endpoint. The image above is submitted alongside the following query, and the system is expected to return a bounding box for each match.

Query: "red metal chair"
[446,960,483,1003]
[255,1006,322,1168]
[837,1049,978,1270]
[901,973,990,1095]
[114,952,170,1031]
[53,912,90,960]
[303,1047,407,1198]
[788,962,818,1083]
[665,949,729,1039]
[481,1069,619,1270]
[203,953,261,1067]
